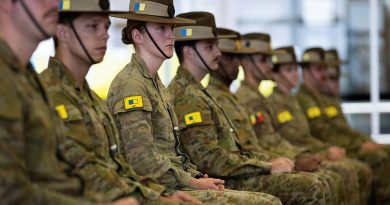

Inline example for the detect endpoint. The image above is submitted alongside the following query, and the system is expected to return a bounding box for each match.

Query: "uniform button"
[174,127,179,131]
[229,128,234,132]
[110,145,118,151]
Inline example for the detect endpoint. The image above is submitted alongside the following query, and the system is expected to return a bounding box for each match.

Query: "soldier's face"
[327,78,340,96]
[279,63,299,87]
[66,14,110,63]
[308,63,328,88]
[252,54,273,79]
[13,0,59,39]
[194,40,221,71]
[218,53,240,81]
[142,22,175,59]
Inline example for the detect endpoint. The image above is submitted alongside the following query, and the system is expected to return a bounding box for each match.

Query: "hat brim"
[220,47,257,54]
[299,61,326,65]
[273,61,301,66]
[110,12,195,24]
[175,34,236,42]
[60,10,125,14]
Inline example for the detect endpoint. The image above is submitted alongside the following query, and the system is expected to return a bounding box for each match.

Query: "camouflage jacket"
[40,57,164,202]
[267,87,330,153]
[168,68,272,179]
[236,81,306,159]
[0,39,91,205]
[107,54,200,190]
[206,76,271,156]
[296,84,364,153]
[319,93,370,142]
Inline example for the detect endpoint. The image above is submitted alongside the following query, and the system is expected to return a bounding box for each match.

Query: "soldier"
[296,47,390,204]
[234,33,355,205]
[0,0,137,204]
[169,12,329,205]
[106,1,280,204]
[39,0,200,204]
[269,46,373,205]
[208,29,353,205]
[323,49,390,155]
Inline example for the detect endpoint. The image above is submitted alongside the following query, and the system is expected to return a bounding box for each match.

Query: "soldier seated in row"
[269,46,373,205]
[106,1,281,204]
[0,0,136,204]
[39,0,199,204]
[169,12,329,205]
[296,47,390,204]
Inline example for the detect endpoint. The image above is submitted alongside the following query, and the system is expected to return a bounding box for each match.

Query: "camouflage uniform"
[268,86,373,205]
[297,83,390,204]
[106,54,281,205]
[40,57,172,204]
[169,67,328,205]
[213,77,349,205]
[0,39,93,204]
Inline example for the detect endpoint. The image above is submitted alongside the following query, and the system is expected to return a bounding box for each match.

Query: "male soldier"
[296,47,390,204]
[169,12,329,205]
[106,2,280,205]
[269,46,373,205]
[39,0,201,204]
[0,0,137,204]
[322,49,390,155]
[234,33,357,205]
[207,29,353,205]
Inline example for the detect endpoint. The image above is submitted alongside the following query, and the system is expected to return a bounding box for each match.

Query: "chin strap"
[18,0,51,39]
[68,19,97,65]
[144,25,172,59]
[249,55,269,81]
[191,44,213,73]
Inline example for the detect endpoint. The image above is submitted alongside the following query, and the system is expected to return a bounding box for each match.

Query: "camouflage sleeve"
[49,91,160,202]
[296,93,362,153]
[0,83,91,205]
[174,95,272,178]
[111,79,192,188]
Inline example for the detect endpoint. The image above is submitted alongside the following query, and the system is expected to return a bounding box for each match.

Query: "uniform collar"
[208,75,230,93]
[0,37,24,72]
[47,57,89,91]
[132,53,154,79]
[175,66,205,90]
[240,80,259,93]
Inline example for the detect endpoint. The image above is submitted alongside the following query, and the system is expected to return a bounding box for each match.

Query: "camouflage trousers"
[310,169,348,205]
[355,148,390,205]
[142,189,281,205]
[322,158,373,205]
[224,172,327,205]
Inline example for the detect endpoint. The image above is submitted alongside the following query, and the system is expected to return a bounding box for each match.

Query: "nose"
[215,47,222,57]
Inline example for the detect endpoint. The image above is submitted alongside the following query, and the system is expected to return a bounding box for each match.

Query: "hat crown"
[59,0,110,12]
[272,46,297,64]
[241,33,272,55]
[325,49,340,62]
[302,47,325,63]
[177,12,216,29]
[129,0,175,18]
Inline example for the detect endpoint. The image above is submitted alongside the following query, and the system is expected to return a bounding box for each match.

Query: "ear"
[131,28,144,46]
[183,45,193,61]
[56,24,69,44]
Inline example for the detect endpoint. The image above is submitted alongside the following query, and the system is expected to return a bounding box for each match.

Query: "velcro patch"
[184,112,203,125]
[124,96,143,110]
[307,106,321,119]
[250,112,264,125]
[55,104,68,120]
[325,106,338,118]
[277,111,293,124]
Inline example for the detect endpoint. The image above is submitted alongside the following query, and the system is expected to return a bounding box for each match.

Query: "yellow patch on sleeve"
[307,106,322,119]
[325,106,338,118]
[184,112,203,125]
[55,104,68,120]
[124,96,144,110]
[277,111,293,124]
